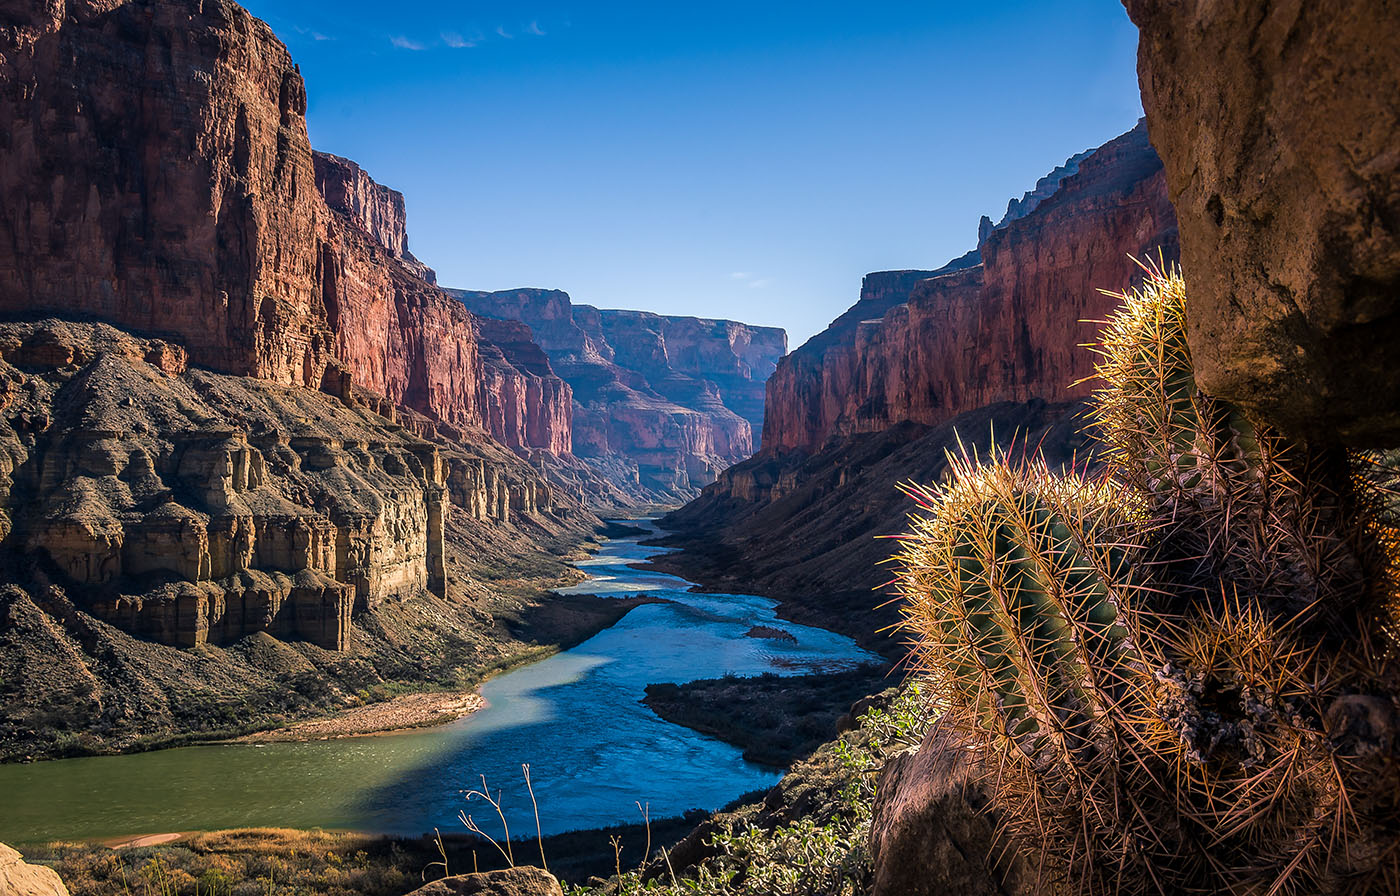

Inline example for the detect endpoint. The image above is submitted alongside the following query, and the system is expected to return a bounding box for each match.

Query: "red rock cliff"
[0,0,332,387]
[313,151,437,285]
[473,317,573,456]
[0,0,574,457]
[761,122,1178,455]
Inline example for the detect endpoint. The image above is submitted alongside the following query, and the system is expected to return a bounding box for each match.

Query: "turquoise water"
[0,523,879,843]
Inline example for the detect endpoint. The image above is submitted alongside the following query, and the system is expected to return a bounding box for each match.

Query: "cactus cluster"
[895,263,1400,895]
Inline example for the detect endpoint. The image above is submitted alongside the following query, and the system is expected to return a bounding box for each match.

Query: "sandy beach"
[233,691,487,743]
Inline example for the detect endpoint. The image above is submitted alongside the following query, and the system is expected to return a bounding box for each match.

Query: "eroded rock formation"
[473,317,573,457]
[0,317,577,656]
[0,0,333,387]
[313,151,436,283]
[1126,0,1400,446]
[0,320,454,650]
[451,289,785,500]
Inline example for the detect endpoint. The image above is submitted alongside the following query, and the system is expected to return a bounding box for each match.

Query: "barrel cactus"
[896,263,1400,895]
[894,450,1171,893]
[1089,259,1371,622]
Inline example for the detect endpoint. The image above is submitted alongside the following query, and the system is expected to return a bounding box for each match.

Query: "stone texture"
[450,288,785,501]
[868,730,1031,896]
[0,319,571,654]
[0,0,334,387]
[407,868,562,896]
[316,210,486,434]
[761,121,1177,455]
[1125,0,1400,446]
[0,843,68,896]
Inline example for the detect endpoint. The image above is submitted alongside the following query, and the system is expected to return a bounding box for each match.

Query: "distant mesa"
[450,287,786,503]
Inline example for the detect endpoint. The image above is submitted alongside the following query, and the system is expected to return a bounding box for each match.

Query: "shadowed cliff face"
[659,122,1178,642]
[450,289,787,503]
[1125,0,1400,447]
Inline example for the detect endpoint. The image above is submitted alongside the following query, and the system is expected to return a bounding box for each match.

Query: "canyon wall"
[659,122,1178,649]
[473,317,573,457]
[1125,0,1400,448]
[760,121,1177,458]
[450,289,786,501]
[0,0,593,660]
[0,0,333,387]
[0,0,574,458]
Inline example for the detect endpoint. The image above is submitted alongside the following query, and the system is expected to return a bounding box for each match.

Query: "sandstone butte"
[452,288,786,500]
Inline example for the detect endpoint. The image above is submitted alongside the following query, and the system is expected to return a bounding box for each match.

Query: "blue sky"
[243,1,1145,348]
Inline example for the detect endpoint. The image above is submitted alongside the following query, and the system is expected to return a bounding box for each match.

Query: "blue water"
[0,522,880,843]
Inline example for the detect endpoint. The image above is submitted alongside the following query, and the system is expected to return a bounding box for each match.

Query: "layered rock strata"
[0,0,572,458]
[0,321,466,649]
[313,151,436,284]
[451,289,785,500]
[0,317,576,658]
[761,121,1177,456]
[1125,0,1400,447]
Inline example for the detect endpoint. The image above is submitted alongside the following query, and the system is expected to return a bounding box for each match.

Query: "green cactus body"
[897,454,1150,775]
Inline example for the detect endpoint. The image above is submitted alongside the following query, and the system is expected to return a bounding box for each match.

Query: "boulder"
[1125,0,1400,446]
[868,729,1032,896]
[408,867,563,896]
[0,843,68,896]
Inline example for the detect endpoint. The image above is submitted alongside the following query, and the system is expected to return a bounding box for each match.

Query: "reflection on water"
[0,521,880,843]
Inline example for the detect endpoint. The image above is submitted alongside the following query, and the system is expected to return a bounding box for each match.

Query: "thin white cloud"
[496,25,513,38]
[310,31,333,41]
[390,35,426,50]
[748,278,773,289]
[730,272,752,280]
[526,20,546,36]
[442,31,476,48]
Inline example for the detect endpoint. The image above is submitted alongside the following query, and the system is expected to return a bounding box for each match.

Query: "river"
[0,522,880,844]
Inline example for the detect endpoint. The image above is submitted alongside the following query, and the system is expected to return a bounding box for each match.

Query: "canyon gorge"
[0,0,784,760]
[658,120,1181,648]
[5,0,1399,894]
[451,288,786,501]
